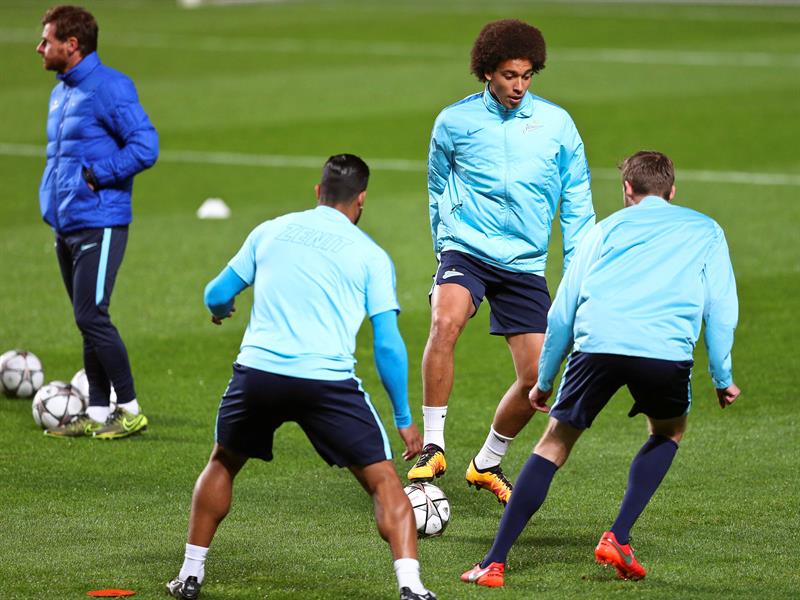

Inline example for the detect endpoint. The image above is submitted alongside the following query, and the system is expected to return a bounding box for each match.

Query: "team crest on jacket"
[523,121,543,134]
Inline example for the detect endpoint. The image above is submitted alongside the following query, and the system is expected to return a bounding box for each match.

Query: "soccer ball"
[70,368,117,411]
[0,349,16,394]
[1,350,44,398]
[32,381,86,429]
[404,482,451,538]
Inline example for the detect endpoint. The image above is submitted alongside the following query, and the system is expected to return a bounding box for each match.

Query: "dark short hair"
[319,154,370,204]
[470,19,546,82]
[42,5,98,56]
[619,151,675,200]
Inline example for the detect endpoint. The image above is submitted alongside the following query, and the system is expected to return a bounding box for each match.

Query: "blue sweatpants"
[55,226,136,407]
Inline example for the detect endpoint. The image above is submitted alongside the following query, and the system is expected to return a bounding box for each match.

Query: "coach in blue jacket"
[408,20,595,503]
[37,6,158,439]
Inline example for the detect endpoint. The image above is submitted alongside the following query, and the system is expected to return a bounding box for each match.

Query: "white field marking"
[7,28,800,68]
[3,142,799,187]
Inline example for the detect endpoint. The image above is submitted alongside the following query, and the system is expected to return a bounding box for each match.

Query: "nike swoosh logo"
[466,128,484,136]
[442,270,464,279]
[80,242,97,251]
[609,539,634,565]
[122,417,140,431]
[467,567,492,582]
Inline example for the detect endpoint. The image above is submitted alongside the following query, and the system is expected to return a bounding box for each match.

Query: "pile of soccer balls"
[1,349,115,430]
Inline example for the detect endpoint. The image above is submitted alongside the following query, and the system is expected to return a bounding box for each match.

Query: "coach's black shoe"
[166,576,201,600]
[400,587,437,600]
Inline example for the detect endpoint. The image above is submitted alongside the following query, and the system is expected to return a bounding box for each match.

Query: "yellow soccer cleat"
[407,444,447,482]
[465,459,513,505]
[93,407,148,439]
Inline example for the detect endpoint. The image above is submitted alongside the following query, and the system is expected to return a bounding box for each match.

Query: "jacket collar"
[482,84,534,119]
[639,195,669,207]
[57,52,100,87]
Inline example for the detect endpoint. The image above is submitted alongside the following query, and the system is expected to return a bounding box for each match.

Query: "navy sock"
[610,435,678,544]
[482,454,558,567]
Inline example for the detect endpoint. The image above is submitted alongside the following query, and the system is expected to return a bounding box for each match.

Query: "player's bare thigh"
[646,415,687,443]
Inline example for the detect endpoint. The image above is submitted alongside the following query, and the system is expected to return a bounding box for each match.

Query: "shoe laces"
[105,408,124,424]
[415,444,442,466]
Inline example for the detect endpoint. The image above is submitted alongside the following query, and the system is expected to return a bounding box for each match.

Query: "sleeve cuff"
[713,375,732,389]
[394,414,412,429]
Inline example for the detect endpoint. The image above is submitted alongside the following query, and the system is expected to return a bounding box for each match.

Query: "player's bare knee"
[516,370,537,393]
[428,312,464,347]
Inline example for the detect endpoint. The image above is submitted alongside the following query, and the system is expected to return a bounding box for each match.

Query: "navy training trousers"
[55,226,136,407]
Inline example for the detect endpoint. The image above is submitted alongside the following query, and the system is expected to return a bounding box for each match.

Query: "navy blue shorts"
[215,364,392,467]
[432,250,551,335]
[549,352,693,430]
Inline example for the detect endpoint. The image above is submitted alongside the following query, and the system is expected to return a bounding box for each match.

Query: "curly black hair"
[470,19,546,82]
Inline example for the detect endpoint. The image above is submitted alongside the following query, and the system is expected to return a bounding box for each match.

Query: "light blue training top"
[538,196,738,391]
[227,205,400,382]
[428,86,595,275]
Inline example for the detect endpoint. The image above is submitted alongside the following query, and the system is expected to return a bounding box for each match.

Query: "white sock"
[178,543,208,584]
[118,398,140,415]
[394,558,427,595]
[422,406,447,450]
[473,427,514,470]
[86,405,110,423]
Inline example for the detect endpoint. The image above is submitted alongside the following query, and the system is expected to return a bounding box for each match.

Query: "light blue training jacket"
[428,87,595,275]
[538,196,738,392]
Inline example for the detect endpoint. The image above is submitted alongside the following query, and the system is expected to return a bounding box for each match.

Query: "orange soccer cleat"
[465,459,513,505]
[460,561,505,587]
[594,531,647,580]
[407,444,447,482]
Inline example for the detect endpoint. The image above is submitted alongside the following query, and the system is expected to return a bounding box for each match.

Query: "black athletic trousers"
[55,226,136,407]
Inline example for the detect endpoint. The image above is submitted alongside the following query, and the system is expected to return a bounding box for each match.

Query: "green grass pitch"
[1,1,799,598]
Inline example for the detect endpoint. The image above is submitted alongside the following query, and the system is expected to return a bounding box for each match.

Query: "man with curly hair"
[408,20,595,506]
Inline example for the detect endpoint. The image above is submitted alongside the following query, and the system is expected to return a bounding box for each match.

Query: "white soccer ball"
[404,482,451,538]
[32,381,86,429]
[70,368,117,411]
[0,349,16,394]
[1,350,44,398]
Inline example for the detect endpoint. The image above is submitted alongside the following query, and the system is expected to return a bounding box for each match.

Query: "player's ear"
[623,180,633,195]
[66,36,80,56]
[356,190,366,208]
[314,184,321,202]
[667,185,676,202]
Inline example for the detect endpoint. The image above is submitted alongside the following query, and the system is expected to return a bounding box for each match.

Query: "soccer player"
[167,155,436,600]
[36,5,158,438]
[408,19,595,504]
[461,151,741,588]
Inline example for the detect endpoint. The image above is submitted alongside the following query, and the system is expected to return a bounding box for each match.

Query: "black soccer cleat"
[400,587,437,600]
[166,576,201,600]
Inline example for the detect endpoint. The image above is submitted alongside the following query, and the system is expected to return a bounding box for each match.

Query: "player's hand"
[716,383,740,408]
[398,424,422,461]
[210,304,236,325]
[529,384,552,413]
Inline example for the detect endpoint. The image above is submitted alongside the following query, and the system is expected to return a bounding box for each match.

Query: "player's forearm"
[204,266,247,318]
[561,201,595,271]
[705,324,735,389]
[89,128,159,187]
[372,311,412,428]
[537,326,572,392]
[429,195,441,253]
